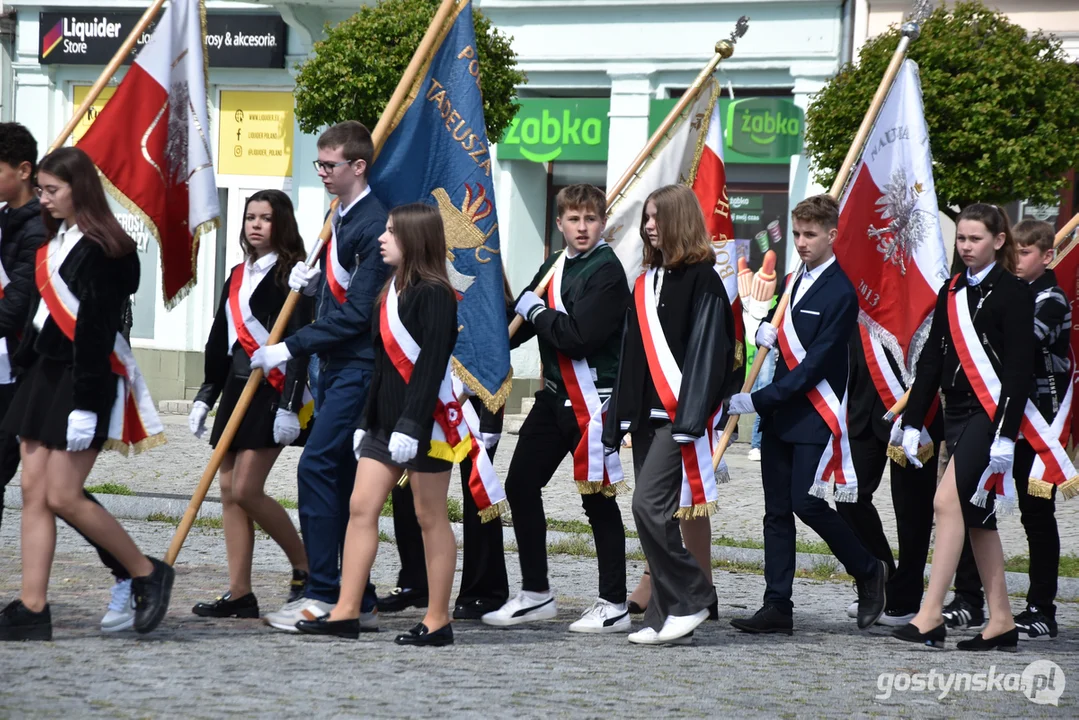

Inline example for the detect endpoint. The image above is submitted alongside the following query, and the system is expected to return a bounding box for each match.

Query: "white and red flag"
[836,59,948,425]
[78,0,219,307]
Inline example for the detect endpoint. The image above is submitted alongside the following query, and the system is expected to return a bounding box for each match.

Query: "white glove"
[288,261,321,296]
[273,409,302,446]
[66,410,97,452]
[250,343,292,373]
[479,432,500,450]
[988,437,1015,475]
[728,392,755,416]
[388,432,419,465]
[755,323,778,350]
[515,291,545,322]
[888,418,905,447]
[901,427,923,469]
[353,429,366,461]
[188,400,210,439]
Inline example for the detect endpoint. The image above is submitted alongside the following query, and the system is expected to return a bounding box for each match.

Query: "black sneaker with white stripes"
[1014,605,1058,640]
[941,596,985,630]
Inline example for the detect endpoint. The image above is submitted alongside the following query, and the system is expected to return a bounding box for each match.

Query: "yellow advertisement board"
[71,85,117,144]
[218,90,294,177]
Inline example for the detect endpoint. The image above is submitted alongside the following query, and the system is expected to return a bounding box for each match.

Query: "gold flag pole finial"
[716,15,750,59]
[902,0,933,40]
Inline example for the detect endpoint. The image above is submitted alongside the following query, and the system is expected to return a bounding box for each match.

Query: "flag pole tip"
[903,0,932,38]
[716,15,750,58]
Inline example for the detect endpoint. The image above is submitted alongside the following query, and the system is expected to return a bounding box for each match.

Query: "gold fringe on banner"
[1027,477,1055,500]
[674,500,718,520]
[477,499,509,524]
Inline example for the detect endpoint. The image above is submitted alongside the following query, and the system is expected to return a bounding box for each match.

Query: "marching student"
[727,194,887,635]
[251,121,388,631]
[295,202,460,646]
[188,190,313,620]
[0,147,172,641]
[941,218,1067,641]
[895,203,1031,651]
[602,184,734,645]
[481,184,630,633]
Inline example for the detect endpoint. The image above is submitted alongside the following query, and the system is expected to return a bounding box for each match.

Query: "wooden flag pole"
[165,0,460,565]
[713,3,932,469]
[49,0,167,152]
[508,18,750,339]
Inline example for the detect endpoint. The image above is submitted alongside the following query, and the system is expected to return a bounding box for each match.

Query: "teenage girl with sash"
[0,147,172,640]
[188,190,313,620]
[295,202,461,646]
[603,184,735,645]
[896,204,1032,651]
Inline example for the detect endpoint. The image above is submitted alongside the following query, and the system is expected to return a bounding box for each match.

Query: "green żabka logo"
[726,98,804,159]
[498,99,609,163]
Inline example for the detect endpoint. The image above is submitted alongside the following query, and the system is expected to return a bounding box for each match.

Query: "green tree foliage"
[293,0,526,139]
[805,1,1079,216]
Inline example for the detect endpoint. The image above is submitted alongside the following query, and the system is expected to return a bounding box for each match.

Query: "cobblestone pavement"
[0,513,1076,718]
[18,414,1078,560]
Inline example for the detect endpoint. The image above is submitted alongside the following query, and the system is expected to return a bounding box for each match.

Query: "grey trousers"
[632,424,715,631]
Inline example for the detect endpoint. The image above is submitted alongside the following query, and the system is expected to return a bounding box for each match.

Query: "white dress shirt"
[226,251,278,356]
[793,254,836,307]
[966,261,995,286]
[32,223,84,331]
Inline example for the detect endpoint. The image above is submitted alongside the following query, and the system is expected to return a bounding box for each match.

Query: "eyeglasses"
[35,186,63,199]
[312,159,356,173]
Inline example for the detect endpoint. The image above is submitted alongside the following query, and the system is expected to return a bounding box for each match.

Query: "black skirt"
[359,428,452,474]
[2,356,114,451]
[209,373,310,451]
[943,399,998,532]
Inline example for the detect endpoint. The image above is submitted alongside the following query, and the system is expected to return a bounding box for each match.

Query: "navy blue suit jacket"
[751,259,858,445]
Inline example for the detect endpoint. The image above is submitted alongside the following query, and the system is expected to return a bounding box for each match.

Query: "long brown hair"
[956,203,1016,274]
[37,147,135,258]
[639,184,714,269]
[383,203,455,298]
[240,190,306,289]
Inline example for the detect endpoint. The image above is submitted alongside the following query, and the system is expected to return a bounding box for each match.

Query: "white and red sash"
[948,276,1078,512]
[635,269,719,517]
[0,257,14,384]
[34,238,165,454]
[224,262,286,393]
[324,216,350,305]
[548,259,625,495]
[381,278,507,521]
[777,272,858,502]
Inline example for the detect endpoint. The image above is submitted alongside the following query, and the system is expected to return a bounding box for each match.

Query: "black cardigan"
[194,261,313,414]
[602,260,734,446]
[13,236,138,413]
[358,281,458,444]
[904,264,1034,441]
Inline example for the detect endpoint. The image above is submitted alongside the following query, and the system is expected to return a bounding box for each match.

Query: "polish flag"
[78,0,219,307]
[1049,237,1079,444]
[835,59,948,407]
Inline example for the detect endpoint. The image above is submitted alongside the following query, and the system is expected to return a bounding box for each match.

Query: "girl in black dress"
[188,190,313,620]
[296,202,459,646]
[0,147,172,640]
[896,204,1031,651]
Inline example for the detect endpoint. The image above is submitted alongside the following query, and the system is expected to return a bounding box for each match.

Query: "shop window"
[727,184,791,281]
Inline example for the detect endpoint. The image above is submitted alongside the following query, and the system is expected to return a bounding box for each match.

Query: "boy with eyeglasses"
[251,120,389,631]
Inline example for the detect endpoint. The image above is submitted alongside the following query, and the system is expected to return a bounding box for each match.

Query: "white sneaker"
[264,598,334,632]
[656,608,709,642]
[628,627,692,646]
[747,448,761,462]
[101,578,135,632]
[481,590,557,627]
[846,600,859,619]
[876,610,917,627]
[568,599,631,634]
[359,608,379,631]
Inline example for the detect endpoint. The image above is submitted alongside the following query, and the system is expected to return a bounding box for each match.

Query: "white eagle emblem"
[868,167,932,275]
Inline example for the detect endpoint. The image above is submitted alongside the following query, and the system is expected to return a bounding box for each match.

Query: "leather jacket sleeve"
[194,280,231,408]
[0,214,44,337]
[672,291,732,440]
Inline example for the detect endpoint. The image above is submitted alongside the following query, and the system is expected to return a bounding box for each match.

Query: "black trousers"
[840,427,937,613]
[0,382,127,580]
[953,441,1059,613]
[390,448,509,606]
[505,391,626,603]
[760,429,878,613]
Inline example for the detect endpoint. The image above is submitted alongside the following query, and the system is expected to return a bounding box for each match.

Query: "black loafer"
[957,628,1019,652]
[892,622,946,649]
[378,587,429,613]
[296,615,366,639]
[452,598,504,621]
[394,622,454,646]
[0,600,52,641]
[132,556,175,634]
[730,605,793,635]
[856,560,888,630]
[192,592,259,619]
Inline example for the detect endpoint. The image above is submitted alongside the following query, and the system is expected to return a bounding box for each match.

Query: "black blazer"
[751,259,858,445]
[0,199,47,351]
[194,262,313,414]
[904,265,1033,441]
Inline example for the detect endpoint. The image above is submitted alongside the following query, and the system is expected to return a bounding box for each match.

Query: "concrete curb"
[5,486,1077,599]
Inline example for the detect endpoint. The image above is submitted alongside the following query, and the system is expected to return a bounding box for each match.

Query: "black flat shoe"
[730,605,793,635]
[295,615,371,639]
[453,598,504,621]
[0,600,51,641]
[132,556,175,634]
[891,622,946,649]
[856,560,888,630]
[627,600,646,615]
[956,628,1019,652]
[394,622,454,647]
[287,570,308,604]
[192,592,259,619]
[377,587,429,613]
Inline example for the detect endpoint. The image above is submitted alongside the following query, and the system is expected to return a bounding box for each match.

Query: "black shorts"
[359,428,452,474]
[209,373,310,451]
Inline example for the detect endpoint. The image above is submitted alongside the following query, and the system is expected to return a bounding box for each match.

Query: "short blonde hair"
[639,184,713,269]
